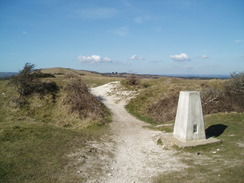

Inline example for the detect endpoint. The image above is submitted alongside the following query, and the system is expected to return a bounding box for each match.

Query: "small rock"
[213,151,216,153]
[89,149,97,153]
[197,152,200,155]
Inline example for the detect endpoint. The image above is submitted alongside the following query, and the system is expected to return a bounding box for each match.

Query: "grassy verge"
[154,113,244,183]
[0,120,109,183]
[124,77,227,124]
[0,68,115,182]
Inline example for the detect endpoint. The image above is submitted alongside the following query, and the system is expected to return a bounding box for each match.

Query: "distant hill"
[0,72,17,78]
[1,67,230,80]
[161,74,230,79]
[40,67,103,77]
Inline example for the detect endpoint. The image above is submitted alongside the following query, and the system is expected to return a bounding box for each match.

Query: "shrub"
[146,93,179,123]
[37,73,55,78]
[201,87,232,114]
[34,81,59,100]
[9,63,41,97]
[125,74,140,86]
[146,72,244,123]
[224,72,244,112]
[200,72,244,114]
[9,63,59,105]
[63,76,105,118]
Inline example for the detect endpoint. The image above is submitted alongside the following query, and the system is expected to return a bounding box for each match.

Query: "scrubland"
[0,67,118,183]
[0,66,243,182]
[122,73,244,183]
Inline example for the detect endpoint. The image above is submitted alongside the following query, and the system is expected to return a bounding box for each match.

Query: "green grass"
[41,67,122,87]
[124,77,226,124]
[154,113,244,183]
[0,120,109,183]
[0,70,114,182]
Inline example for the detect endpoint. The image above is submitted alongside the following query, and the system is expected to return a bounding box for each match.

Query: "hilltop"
[0,66,243,182]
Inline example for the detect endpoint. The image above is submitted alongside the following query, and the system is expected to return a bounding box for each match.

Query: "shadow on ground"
[96,96,105,101]
[205,124,228,139]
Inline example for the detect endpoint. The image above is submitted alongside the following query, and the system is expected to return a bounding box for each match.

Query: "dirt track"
[90,82,185,183]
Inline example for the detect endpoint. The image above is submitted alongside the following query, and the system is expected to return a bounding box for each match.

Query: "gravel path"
[90,81,185,183]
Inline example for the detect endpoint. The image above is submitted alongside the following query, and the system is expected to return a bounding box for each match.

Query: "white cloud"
[134,16,151,24]
[77,55,112,64]
[235,40,243,43]
[134,17,143,24]
[170,53,191,62]
[111,26,128,36]
[76,7,118,19]
[122,0,132,8]
[129,54,144,60]
[200,54,209,59]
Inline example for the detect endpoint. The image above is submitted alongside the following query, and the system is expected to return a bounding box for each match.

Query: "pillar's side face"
[173,92,190,140]
[190,92,206,140]
[173,91,206,142]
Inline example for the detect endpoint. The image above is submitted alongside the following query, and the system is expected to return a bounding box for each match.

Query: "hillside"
[0,67,243,182]
[122,73,243,124]
[40,67,122,87]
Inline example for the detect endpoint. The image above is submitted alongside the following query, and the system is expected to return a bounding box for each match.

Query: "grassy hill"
[40,67,122,87]
[0,67,117,183]
[0,67,243,182]
[123,74,243,124]
[121,74,244,182]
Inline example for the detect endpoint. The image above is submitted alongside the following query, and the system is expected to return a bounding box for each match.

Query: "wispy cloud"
[170,53,191,62]
[134,16,151,24]
[121,0,132,8]
[111,26,128,36]
[134,17,143,24]
[77,55,112,64]
[235,40,243,43]
[200,54,209,59]
[75,7,118,19]
[129,54,144,60]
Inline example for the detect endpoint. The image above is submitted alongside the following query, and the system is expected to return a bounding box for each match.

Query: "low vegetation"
[1,64,243,182]
[0,64,113,182]
[122,73,243,182]
[124,74,140,86]
[63,75,110,126]
[154,113,244,183]
[125,72,244,124]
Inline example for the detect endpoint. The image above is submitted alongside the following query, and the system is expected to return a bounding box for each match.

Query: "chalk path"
[90,82,185,183]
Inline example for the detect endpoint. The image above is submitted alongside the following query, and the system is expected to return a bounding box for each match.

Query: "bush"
[125,74,140,86]
[9,63,59,105]
[224,72,244,112]
[200,72,244,114]
[9,63,41,97]
[146,93,179,123]
[63,76,105,118]
[34,81,59,100]
[37,73,55,78]
[146,72,244,123]
[201,87,232,114]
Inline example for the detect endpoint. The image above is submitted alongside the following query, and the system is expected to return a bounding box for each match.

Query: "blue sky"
[0,0,243,75]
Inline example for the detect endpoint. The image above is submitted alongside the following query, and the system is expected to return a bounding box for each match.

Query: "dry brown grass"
[63,75,105,119]
[126,75,243,124]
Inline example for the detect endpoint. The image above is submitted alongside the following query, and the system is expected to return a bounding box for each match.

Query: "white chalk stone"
[173,91,206,142]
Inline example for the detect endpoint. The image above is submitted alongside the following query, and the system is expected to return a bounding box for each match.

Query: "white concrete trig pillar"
[173,91,206,142]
